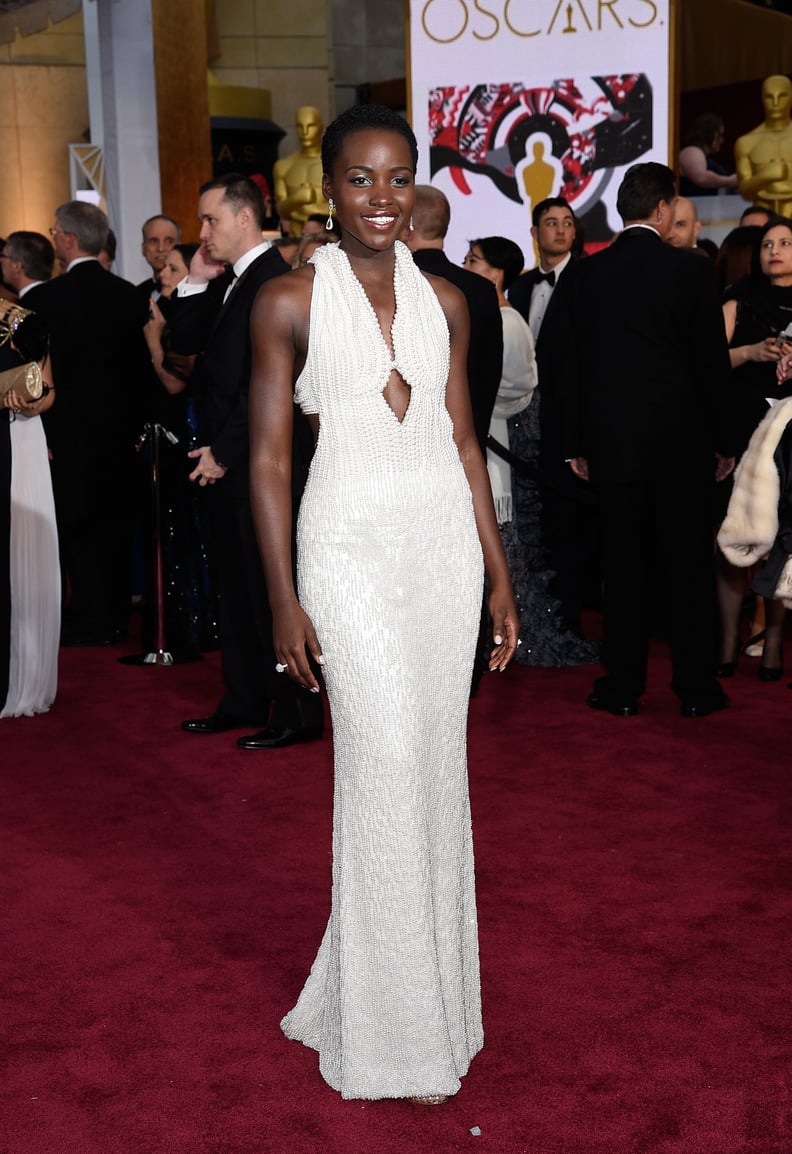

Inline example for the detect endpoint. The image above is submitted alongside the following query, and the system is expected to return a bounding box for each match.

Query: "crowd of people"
[3,101,792,1104]
[2,118,792,721]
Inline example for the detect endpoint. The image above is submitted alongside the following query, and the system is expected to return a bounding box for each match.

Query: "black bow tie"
[536,270,555,286]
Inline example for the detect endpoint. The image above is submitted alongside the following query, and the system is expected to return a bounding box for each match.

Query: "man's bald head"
[667,196,701,249]
[405,184,450,250]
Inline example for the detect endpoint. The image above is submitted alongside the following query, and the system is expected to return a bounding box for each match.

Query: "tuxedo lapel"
[204,268,238,342]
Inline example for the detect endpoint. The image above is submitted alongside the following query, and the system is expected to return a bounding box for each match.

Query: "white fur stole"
[717,396,792,574]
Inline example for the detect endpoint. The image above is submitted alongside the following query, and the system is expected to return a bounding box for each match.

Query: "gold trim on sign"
[668,0,680,170]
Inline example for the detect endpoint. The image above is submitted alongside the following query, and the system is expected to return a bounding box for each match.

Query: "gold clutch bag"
[0,360,43,402]
[0,296,49,402]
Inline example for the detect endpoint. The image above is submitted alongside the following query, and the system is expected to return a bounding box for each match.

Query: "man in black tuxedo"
[508,197,598,636]
[404,185,502,455]
[135,214,182,309]
[26,201,148,645]
[175,173,322,749]
[508,196,577,336]
[553,163,735,717]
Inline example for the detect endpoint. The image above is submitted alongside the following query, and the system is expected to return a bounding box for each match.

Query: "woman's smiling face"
[323,128,415,257]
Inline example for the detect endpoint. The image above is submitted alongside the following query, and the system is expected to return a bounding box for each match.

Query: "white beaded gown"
[281,241,485,1100]
[0,411,60,718]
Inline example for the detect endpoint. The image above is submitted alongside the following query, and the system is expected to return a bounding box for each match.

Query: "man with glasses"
[1,231,54,299]
[26,201,148,646]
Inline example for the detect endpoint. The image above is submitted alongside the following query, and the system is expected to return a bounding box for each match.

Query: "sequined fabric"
[139,393,220,655]
[281,242,484,1100]
[504,389,598,667]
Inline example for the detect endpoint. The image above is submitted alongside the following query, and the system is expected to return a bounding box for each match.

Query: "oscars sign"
[408,0,674,262]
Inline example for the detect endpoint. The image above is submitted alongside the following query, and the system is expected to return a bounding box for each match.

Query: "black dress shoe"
[680,693,729,718]
[586,691,639,717]
[237,724,324,750]
[182,712,261,734]
[758,663,783,682]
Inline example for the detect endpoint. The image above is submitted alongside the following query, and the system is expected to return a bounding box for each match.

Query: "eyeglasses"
[49,227,73,239]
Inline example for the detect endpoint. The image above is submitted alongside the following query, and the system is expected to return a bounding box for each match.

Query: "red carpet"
[1,631,791,1154]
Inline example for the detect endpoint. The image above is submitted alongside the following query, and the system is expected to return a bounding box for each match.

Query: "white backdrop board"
[407,0,674,265]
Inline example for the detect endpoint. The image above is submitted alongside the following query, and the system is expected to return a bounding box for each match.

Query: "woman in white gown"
[1,363,59,718]
[248,106,519,1102]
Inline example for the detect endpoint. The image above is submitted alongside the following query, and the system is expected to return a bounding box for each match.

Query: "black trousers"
[208,484,322,729]
[51,446,133,637]
[595,463,719,701]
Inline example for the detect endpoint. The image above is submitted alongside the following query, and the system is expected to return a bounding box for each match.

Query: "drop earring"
[326,199,335,231]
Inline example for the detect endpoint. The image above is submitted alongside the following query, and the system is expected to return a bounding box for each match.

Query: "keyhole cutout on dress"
[382,364,411,424]
[362,272,412,424]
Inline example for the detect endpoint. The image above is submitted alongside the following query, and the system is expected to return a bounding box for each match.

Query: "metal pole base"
[117,649,203,666]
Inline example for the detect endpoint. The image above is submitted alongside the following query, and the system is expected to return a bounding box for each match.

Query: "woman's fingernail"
[317,655,325,665]
[494,634,503,645]
[311,686,320,694]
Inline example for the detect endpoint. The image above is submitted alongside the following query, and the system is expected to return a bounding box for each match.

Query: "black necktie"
[536,270,555,286]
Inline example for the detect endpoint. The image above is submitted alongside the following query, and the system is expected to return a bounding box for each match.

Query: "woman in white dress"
[1,361,60,717]
[248,106,519,1103]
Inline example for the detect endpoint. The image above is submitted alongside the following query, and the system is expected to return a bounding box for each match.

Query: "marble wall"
[0,14,86,241]
[332,0,406,113]
[0,1,409,242]
[211,0,334,154]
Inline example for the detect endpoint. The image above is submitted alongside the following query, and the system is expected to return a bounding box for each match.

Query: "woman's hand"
[778,351,792,384]
[272,601,324,692]
[3,388,21,413]
[750,337,787,364]
[143,298,166,352]
[488,587,520,672]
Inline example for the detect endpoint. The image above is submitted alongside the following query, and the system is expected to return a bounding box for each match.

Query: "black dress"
[139,297,220,655]
[499,394,599,667]
[730,281,792,453]
[714,281,792,526]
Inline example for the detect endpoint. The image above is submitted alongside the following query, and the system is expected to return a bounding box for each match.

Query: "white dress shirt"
[176,240,272,299]
[527,250,572,342]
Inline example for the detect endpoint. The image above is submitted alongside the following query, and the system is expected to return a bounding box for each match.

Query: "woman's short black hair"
[469,236,525,291]
[321,105,419,177]
[172,242,198,267]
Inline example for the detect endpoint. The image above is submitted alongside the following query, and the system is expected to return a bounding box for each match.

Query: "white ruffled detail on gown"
[281,241,484,1100]
[1,414,60,718]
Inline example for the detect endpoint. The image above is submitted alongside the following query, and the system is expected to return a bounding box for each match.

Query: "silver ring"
[275,662,288,673]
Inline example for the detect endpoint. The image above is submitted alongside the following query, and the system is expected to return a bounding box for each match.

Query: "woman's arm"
[143,300,187,395]
[4,356,56,417]
[248,272,323,692]
[679,145,737,190]
[431,276,519,670]
[723,297,791,367]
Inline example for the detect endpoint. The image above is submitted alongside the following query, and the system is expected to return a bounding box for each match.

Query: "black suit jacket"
[508,267,543,324]
[412,247,503,454]
[135,276,159,309]
[552,228,734,483]
[25,261,148,457]
[169,246,296,499]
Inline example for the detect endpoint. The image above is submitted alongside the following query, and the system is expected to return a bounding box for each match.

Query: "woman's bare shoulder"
[258,263,315,309]
[420,269,466,323]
